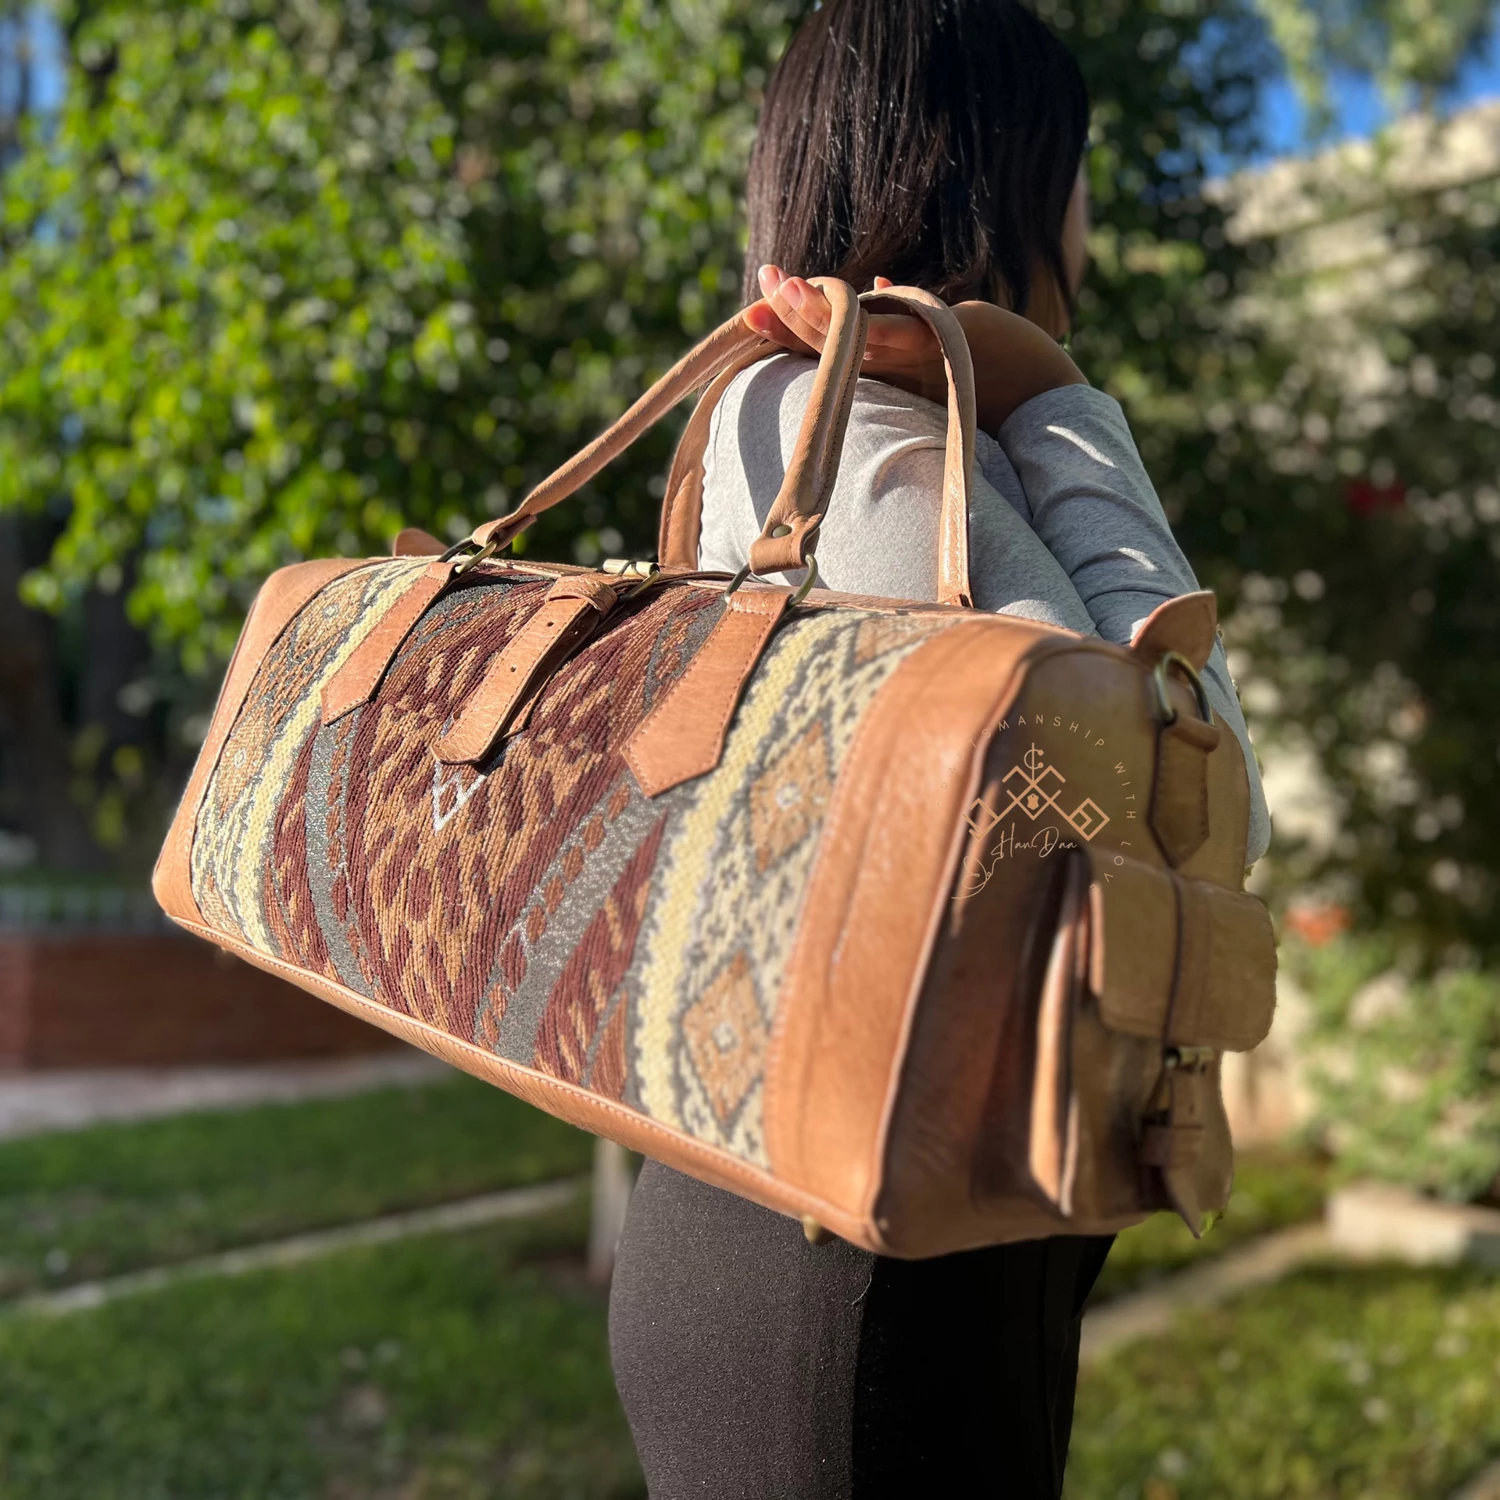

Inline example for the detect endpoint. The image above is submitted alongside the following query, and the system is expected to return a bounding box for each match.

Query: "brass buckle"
[601,558,662,598]
[725,554,820,607]
[1163,1043,1217,1073]
[441,536,501,576]
[1150,650,1213,727]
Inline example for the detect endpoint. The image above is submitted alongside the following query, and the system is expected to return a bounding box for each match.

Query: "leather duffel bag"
[154,281,1277,1257]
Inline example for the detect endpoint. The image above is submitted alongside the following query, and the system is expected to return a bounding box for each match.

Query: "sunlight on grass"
[1069,1262,1500,1500]
[0,1204,642,1500]
[0,1078,591,1299]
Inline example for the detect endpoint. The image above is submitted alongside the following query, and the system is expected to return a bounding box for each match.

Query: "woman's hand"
[742,265,1088,433]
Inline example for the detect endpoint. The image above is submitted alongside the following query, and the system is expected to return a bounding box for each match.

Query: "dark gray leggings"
[608,1159,1113,1499]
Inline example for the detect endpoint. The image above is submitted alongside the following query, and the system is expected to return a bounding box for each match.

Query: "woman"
[609,4,1271,1496]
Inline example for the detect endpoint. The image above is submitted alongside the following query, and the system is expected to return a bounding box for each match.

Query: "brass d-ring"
[1150,650,1213,727]
[724,555,820,607]
[440,535,501,576]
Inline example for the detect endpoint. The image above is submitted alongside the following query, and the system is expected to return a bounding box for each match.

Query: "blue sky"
[1258,23,1500,158]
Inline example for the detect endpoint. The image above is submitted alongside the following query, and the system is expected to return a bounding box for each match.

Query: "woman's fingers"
[762,272,834,351]
[862,312,938,365]
[744,268,940,391]
[742,299,815,356]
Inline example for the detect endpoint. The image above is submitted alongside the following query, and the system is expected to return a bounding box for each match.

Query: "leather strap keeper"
[625,586,792,796]
[434,575,622,765]
[1082,846,1277,1053]
[322,560,457,724]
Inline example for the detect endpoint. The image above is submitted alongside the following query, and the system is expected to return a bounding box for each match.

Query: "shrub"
[1291,933,1500,1203]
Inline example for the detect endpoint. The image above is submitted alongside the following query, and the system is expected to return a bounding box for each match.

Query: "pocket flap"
[1082,848,1277,1053]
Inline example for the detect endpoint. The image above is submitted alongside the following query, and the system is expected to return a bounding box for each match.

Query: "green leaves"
[1255,0,1496,121]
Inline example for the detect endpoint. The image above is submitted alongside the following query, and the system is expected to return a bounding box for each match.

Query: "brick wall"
[0,931,398,1069]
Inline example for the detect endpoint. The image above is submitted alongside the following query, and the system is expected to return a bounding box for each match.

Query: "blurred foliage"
[0,0,792,675]
[1190,151,1500,963]
[1288,932,1500,1201]
[0,0,1497,971]
[1091,1145,1328,1303]
[1257,0,1497,117]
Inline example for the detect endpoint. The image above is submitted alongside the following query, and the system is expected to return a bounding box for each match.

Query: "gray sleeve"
[700,356,1099,637]
[997,385,1272,867]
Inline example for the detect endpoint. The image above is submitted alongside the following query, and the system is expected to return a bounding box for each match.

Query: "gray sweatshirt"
[697,354,1271,867]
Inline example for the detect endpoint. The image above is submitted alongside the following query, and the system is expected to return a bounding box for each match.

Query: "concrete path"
[0,1049,453,1142]
[1080,1221,1331,1366]
[6,1178,583,1319]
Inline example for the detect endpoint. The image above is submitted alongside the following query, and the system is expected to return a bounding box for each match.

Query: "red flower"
[1345,479,1407,516]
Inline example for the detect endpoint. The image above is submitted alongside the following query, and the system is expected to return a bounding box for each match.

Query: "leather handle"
[659,284,978,608]
[462,284,867,561]
[744,279,868,575]
[854,289,977,608]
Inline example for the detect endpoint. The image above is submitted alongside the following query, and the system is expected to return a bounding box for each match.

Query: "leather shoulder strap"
[662,284,977,609]
[658,346,777,569]
[465,282,866,562]
[854,288,977,609]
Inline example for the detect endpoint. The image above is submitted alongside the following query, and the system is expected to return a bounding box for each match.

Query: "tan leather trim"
[763,619,1045,1227]
[152,558,373,926]
[1131,590,1218,669]
[321,560,453,724]
[1085,850,1277,1052]
[659,348,775,568]
[434,577,618,765]
[1028,852,1089,1214]
[392,527,447,558]
[1148,712,1220,868]
[624,587,791,797]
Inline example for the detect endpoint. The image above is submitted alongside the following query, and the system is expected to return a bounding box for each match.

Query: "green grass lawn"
[1090,1145,1329,1305]
[1068,1261,1500,1500]
[0,1078,591,1299]
[0,1201,642,1500]
[6,1079,1480,1500]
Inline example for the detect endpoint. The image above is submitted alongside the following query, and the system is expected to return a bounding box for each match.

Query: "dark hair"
[743,0,1090,315]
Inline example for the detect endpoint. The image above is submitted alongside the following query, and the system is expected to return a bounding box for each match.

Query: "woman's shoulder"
[718,353,954,450]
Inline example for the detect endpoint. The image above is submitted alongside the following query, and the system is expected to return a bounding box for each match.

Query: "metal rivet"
[770,523,792,538]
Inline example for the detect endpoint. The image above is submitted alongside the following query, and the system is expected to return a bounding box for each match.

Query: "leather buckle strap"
[322,559,462,725]
[1147,650,1222,868]
[624,585,793,797]
[433,575,625,765]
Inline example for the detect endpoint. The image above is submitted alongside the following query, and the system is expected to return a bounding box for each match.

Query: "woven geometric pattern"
[190,562,957,1165]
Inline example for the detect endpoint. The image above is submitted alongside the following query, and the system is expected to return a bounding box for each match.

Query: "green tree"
[3,0,1499,974]
[0,0,1276,872]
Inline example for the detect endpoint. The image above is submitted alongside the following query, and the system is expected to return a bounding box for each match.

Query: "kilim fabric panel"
[190,563,957,1165]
